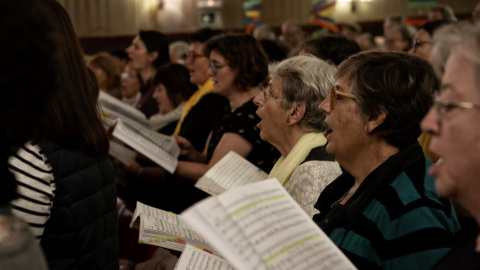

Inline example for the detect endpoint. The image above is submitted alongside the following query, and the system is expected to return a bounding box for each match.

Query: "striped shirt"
[8,142,55,239]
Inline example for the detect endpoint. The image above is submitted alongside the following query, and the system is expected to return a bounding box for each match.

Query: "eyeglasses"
[412,39,434,52]
[208,61,227,74]
[330,86,356,109]
[433,99,480,117]
[186,51,206,61]
[261,84,285,99]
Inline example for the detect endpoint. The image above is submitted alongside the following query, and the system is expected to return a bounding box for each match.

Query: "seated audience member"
[253,55,341,217]
[169,41,189,64]
[88,52,122,99]
[409,19,450,163]
[126,30,170,118]
[338,21,362,41]
[110,48,129,76]
[422,23,480,269]
[120,66,141,107]
[383,15,404,35]
[428,4,457,22]
[139,63,197,134]
[384,25,416,52]
[8,0,118,269]
[173,34,279,210]
[0,0,57,268]
[299,35,361,66]
[313,51,460,269]
[473,1,480,22]
[281,19,304,57]
[252,24,277,41]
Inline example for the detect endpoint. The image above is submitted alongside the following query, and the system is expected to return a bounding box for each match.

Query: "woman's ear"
[366,109,386,134]
[288,104,306,125]
[147,51,159,63]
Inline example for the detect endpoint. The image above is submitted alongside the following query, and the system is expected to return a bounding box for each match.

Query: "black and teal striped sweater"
[313,142,460,270]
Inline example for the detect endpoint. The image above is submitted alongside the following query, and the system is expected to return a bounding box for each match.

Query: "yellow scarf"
[173,79,214,135]
[268,133,327,186]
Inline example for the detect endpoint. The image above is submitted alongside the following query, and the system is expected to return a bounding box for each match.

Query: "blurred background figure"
[110,49,129,76]
[422,22,480,269]
[258,39,287,63]
[299,35,361,66]
[280,19,304,56]
[384,25,416,52]
[337,20,362,41]
[169,41,189,65]
[88,52,122,99]
[254,55,342,217]
[253,24,277,41]
[383,15,404,35]
[428,4,458,22]
[126,30,170,118]
[120,66,141,107]
[472,1,480,22]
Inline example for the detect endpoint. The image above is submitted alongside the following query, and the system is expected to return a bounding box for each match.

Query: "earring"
[365,125,369,134]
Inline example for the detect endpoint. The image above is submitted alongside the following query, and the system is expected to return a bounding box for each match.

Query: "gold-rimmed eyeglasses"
[330,86,356,109]
[433,99,480,117]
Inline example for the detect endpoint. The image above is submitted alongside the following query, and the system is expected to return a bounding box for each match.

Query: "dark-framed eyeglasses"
[330,86,356,109]
[208,61,227,74]
[433,99,480,117]
[186,51,206,61]
[412,39,434,52]
[261,84,285,99]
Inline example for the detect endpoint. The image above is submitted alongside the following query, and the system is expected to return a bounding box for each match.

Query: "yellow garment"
[418,132,439,163]
[268,133,327,186]
[173,79,214,135]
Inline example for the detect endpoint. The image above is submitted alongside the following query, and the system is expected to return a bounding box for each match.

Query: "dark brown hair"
[203,33,268,91]
[40,0,109,156]
[337,51,438,149]
[152,63,197,108]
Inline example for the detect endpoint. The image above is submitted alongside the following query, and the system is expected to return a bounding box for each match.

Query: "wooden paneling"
[58,0,477,38]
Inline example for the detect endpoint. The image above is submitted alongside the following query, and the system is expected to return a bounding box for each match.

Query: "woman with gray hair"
[253,55,342,217]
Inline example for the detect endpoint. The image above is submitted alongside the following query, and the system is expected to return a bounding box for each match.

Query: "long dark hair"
[40,0,109,156]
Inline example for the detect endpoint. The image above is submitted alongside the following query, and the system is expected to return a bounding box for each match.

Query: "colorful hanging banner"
[408,0,436,8]
[243,0,262,34]
[310,0,338,32]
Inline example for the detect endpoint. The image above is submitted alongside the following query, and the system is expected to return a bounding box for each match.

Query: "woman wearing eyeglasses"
[313,51,460,269]
[409,20,450,163]
[253,55,342,218]
[172,34,280,211]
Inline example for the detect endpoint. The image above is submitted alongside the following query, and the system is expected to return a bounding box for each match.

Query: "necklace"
[330,184,357,208]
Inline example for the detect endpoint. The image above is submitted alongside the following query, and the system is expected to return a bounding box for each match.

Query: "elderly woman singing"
[313,51,460,269]
[254,55,342,217]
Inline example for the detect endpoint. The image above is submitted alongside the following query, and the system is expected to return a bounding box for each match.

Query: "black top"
[178,93,229,152]
[136,78,159,119]
[206,99,279,173]
[432,220,480,270]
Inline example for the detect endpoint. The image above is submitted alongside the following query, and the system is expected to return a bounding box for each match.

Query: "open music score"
[181,179,357,270]
[112,118,179,173]
[195,151,268,195]
[130,201,214,252]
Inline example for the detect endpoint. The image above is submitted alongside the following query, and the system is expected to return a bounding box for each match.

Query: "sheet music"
[112,118,178,173]
[182,179,357,270]
[108,141,136,166]
[99,91,149,126]
[195,151,267,195]
[130,201,187,229]
[175,244,235,270]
